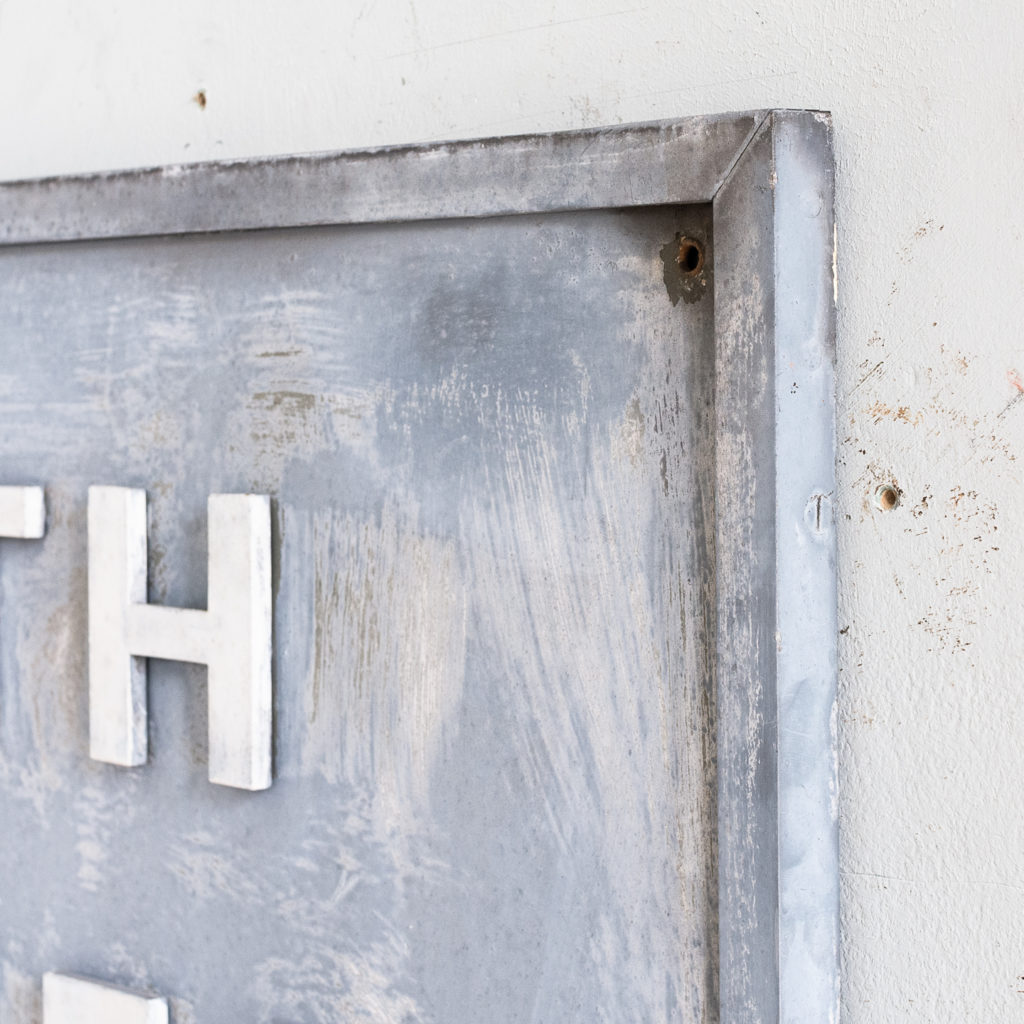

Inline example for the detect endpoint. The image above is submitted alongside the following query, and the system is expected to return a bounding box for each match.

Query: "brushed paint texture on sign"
[43,973,167,1024]
[0,203,717,1021]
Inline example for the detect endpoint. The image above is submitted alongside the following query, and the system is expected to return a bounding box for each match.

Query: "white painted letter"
[43,972,168,1024]
[0,485,45,538]
[88,486,272,790]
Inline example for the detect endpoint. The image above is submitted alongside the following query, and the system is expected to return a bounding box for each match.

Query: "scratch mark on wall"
[998,369,1024,419]
[384,7,647,58]
[851,359,885,395]
[865,401,922,426]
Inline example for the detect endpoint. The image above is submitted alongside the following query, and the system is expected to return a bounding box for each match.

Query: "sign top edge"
[0,110,830,245]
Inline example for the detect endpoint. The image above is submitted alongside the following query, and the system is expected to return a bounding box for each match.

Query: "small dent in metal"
[805,492,833,535]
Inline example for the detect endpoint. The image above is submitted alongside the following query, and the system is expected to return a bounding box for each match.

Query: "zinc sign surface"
[0,112,838,1024]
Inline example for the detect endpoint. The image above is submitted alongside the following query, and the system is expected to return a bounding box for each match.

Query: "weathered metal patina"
[0,111,837,1023]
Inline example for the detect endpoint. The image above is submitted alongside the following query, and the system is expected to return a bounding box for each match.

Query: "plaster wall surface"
[0,1,1021,1019]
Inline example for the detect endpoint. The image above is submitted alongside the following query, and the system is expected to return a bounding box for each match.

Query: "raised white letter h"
[88,486,272,791]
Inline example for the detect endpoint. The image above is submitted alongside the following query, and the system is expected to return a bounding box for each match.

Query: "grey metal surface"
[0,113,764,243]
[713,115,780,1023]
[0,111,838,1023]
[772,112,838,1024]
[0,205,718,1022]
[712,111,839,1023]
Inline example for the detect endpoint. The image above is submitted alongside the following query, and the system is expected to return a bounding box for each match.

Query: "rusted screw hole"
[677,238,704,276]
[874,483,900,512]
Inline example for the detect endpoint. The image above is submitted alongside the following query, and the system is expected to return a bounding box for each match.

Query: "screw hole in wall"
[873,483,900,512]
[677,238,704,276]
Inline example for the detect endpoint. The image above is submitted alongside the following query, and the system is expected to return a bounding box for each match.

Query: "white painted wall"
[1,0,1021,1018]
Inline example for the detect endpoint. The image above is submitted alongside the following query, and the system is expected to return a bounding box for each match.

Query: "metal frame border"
[0,109,838,1024]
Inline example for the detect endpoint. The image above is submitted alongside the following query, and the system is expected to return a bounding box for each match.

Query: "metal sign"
[0,110,837,1023]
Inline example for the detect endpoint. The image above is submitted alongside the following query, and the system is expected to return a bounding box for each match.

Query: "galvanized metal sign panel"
[0,111,838,1023]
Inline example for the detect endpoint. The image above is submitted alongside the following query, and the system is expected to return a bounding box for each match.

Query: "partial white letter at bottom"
[43,972,168,1024]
